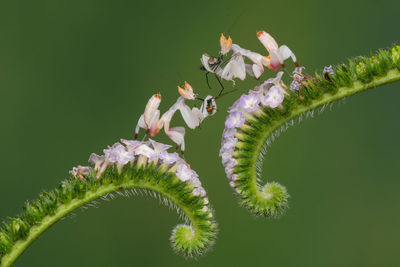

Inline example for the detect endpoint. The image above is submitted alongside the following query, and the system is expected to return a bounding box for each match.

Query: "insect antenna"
[205,72,212,89]
[223,8,248,38]
[215,88,238,99]
[283,67,292,77]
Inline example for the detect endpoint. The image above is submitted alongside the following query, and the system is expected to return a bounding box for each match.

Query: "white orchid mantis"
[200,34,232,92]
[256,30,298,70]
[201,30,298,85]
[134,93,163,139]
[135,83,217,153]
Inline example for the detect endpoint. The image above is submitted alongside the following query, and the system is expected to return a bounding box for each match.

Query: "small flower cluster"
[290,66,306,90]
[1,138,215,261]
[219,127,239,191]
[70,138,210,204]
[323,65,334,76]
[289,65,335,90]
[220,71,293,189]
[220,64,336,189]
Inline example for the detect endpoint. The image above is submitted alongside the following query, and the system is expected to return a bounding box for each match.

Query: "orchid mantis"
[200,34,231,92]
[256,31,298,70]
[200,30,298,85]
[200,34,232,93]
[134,82,217,153]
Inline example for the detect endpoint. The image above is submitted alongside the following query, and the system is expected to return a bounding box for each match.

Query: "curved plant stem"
[0,162,217,266]
[227,44,400,217]
[240,68,399,205]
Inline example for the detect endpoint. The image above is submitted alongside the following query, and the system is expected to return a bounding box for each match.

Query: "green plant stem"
[234,68,400,216]
[1,180,196,267]
[252,68,400,160]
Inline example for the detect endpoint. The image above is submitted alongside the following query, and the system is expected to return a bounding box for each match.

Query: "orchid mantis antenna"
[223,7,248,37]
[283,67,292,77]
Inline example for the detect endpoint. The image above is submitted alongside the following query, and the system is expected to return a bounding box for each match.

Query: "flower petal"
[262,85,284,108]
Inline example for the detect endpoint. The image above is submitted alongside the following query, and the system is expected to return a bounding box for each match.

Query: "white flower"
[262,86,285,108]
[116,148,134,165]
[220,150,234,165]
[134,144,156,159]
[159,151,180,164]
[148,139,171,160]
[199,188,206,197]
[69,165,91,180]
[88,153,105,171]
[189,176,201,188]
[221,137,238,152]
[225,111,245,128]
[104,143,121,163]
[239,93,260,112]
[231,174,238,181]
[323,65,334,76]
[176,164,193,182]
[104,143,134,165]
[222,128,237,139]
[121,139,142,152]
[193,188,201,196]
[258,71,284,94]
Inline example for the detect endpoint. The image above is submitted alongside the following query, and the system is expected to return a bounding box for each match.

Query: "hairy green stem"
[1,162,217,266]
[2,183,182,266]
[241,68,399,200]
[228,45,400,217]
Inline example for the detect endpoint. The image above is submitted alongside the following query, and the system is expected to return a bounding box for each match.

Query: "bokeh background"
[1,0,399,266]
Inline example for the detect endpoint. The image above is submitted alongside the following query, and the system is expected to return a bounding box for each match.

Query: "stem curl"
[0,159,217,266]
[223,44,400,217]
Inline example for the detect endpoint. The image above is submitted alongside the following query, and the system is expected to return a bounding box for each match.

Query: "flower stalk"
[221,44,400,217]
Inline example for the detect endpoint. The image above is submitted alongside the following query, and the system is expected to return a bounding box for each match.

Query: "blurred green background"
[1,0,399,266]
